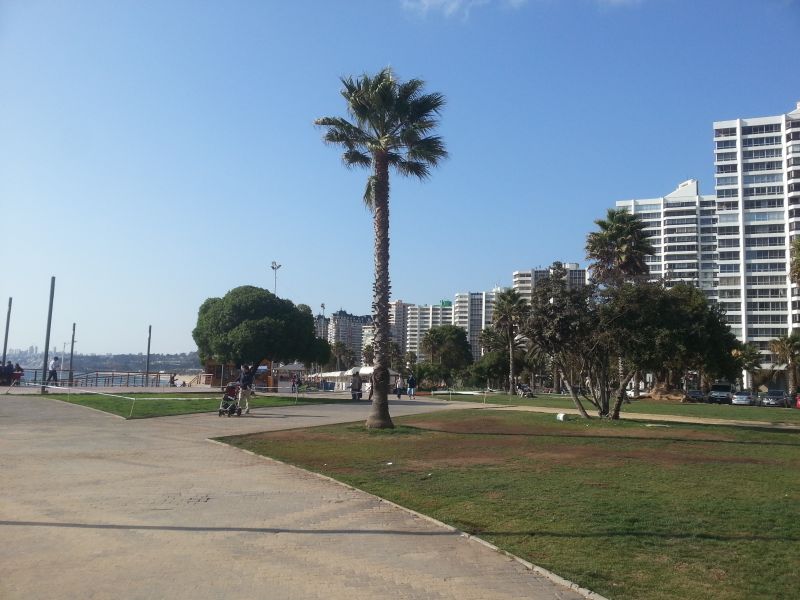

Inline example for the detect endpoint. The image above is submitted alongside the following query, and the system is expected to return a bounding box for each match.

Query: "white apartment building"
[453,290,499,361]
[512,263,587,305]
[616,179,717,296]
[405,301,453,361]
[712,102,800,366]
[615,102,800,377]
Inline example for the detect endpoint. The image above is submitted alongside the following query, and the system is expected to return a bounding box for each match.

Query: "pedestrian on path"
[407,374,416,400]
[47,357,60,383]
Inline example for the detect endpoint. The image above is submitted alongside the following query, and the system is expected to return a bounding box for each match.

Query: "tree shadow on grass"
[402,425,800,448]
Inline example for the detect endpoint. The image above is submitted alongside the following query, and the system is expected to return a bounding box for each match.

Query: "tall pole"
[41,277,56,393]
[2,297,11,365]
[271,261,282,295]
[68,323,76,386]
[145,325,152,387]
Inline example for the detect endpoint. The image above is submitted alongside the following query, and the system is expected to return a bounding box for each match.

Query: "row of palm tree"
[317,68,800,428]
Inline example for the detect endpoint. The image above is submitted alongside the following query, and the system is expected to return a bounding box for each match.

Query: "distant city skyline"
[2,0,797,353]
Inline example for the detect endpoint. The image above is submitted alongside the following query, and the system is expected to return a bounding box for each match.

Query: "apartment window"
[749,314,788,324]
[718,213,739,223]
[746,249,785,260]
[742,136,781,147]
[743,186,784,197]
[718,238,740,248]
[717,201,739,211]
[744,211,783,222]
[745,236,784,247]
[718,251,740,261]
[664,235,697,243]
[663,209,697,217]
[717,226,740,235]
[718,301,741,311]
[715,152,737,162]
[743,148,782,159]
[716,176,739,186]
[742,124,782,135]
[716,164,738,174]
[747,276,785,286]
[746,262,785,272]
[716,139,737,149]
[747,301,787,311]
[745,224,784,234]
[743,161,782,172]
[744,174,783,185]
[715,127,737,138]
[725,314,743,324]
[746,287,787,298]
[719,289,741,298]
[718,276,741,286]
[716,190,739,199]
[664,218,697,226]
[744,198,784,209]
[748,328,789,337]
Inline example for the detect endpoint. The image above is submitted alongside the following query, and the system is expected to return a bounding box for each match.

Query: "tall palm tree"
[769,332,800,400]
[790,236,800,286]
[586,208,655,285]
[316,68,447,428]
[491,289,530,394]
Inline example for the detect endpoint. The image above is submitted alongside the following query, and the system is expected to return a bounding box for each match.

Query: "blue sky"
[1,0,798,354]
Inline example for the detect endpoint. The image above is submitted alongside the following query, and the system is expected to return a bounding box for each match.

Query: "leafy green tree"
[490,289,530,394]
[193,286,318,368]
[421,325,472,368]
[316,68,447,429]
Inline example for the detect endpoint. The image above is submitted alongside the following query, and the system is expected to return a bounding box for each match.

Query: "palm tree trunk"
[366,153,394,429]
[508,325,515,394]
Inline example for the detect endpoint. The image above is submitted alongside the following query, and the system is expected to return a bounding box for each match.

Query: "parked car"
[685,389,706,402]
[731,390,756,406]
[760,389,789,407]
[707,383,734,404]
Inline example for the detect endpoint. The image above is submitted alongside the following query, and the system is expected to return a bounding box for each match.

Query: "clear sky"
[1,0,798,354]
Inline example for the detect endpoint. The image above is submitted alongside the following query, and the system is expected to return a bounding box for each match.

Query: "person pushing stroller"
[239,365,254,414]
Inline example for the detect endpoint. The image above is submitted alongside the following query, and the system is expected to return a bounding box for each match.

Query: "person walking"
[350,372,362,401]
[367,372,375,401]
[394,375,403,399]
[47,356,60,384]
[406,373,417,400]
[12,363,24,386]
[238,365,254,414]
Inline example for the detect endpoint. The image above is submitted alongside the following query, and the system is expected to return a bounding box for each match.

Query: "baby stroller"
[219,382,242,417]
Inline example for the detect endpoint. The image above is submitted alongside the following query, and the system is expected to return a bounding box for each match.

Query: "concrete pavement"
[0,394,592,600]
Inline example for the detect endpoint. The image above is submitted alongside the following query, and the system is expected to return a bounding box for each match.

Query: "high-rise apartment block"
[616,102,800,373]
[389,299,412,355]
[405,301,453,361]
[512,263,587,305]
[327,309,371,363]
[453,290,499,361]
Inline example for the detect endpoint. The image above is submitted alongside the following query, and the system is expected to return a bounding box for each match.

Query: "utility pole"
[41,277,55,393]
[2,297,11,365]
[145,325,152,387]
[68,323,76,386]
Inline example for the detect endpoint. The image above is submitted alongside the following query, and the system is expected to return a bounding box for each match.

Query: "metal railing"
[17,370,180,388]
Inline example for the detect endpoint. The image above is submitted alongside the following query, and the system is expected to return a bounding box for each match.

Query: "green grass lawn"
[46,391,351,419]
[221,409,800,600]
[447,392,800,424]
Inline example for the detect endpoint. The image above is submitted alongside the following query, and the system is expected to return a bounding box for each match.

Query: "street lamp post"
[270,261,282,295]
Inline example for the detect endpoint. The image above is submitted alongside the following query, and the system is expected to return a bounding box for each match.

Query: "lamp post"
[270,261,282,295]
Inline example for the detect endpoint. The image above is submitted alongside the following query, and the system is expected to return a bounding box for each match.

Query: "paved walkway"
[0,395,589,600]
